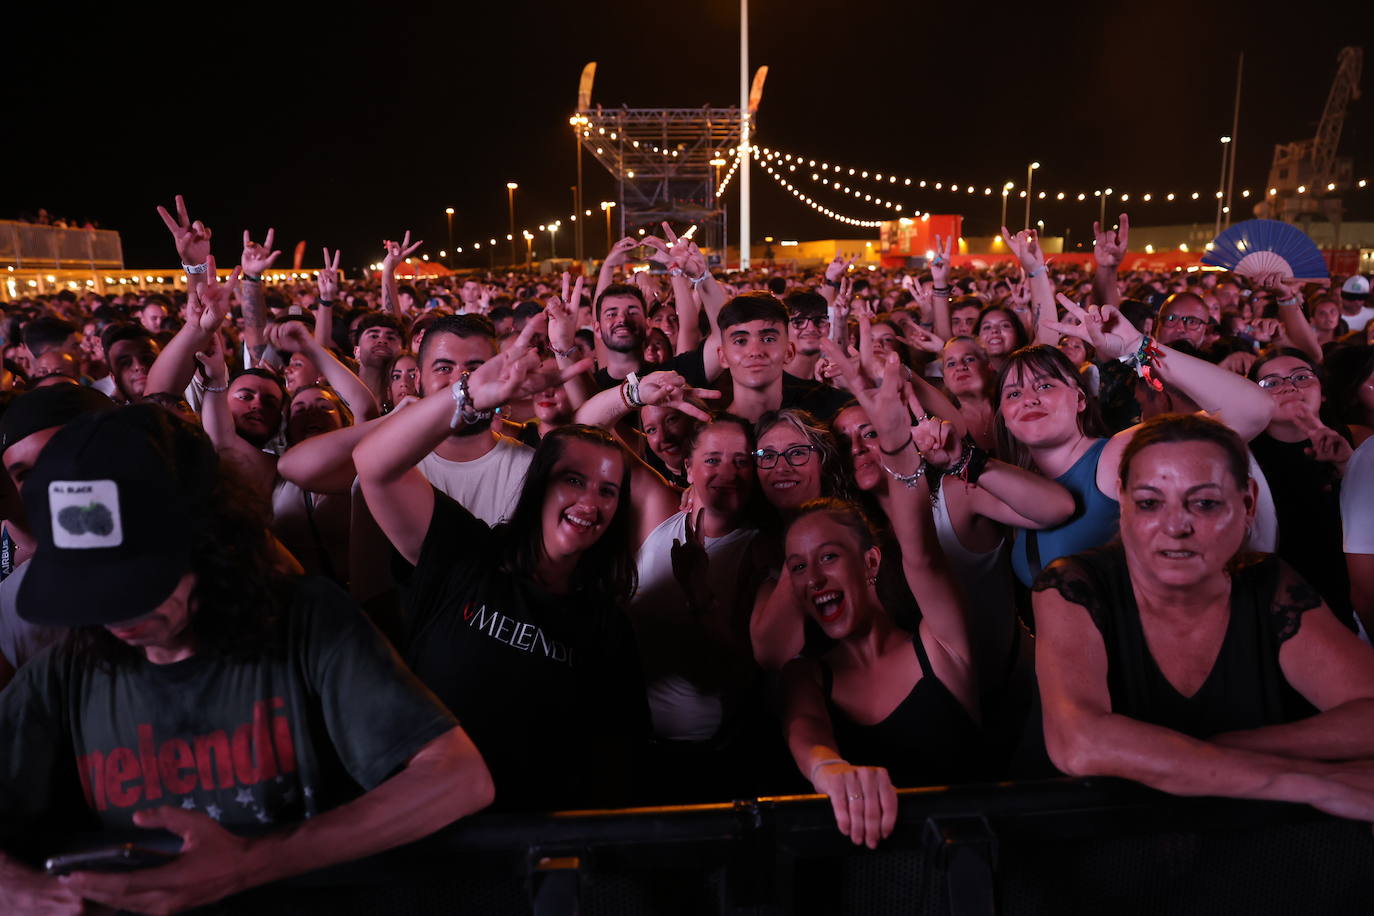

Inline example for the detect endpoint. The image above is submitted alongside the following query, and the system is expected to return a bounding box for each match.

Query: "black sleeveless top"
[822,634,987,786]
[1033,544,1322,739]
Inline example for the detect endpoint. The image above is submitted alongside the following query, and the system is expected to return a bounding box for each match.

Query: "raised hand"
[819,340,911,444]
[382,231,424,271]
[825,253,858,283]
[1219,351,1258,376]
[1042,293,1142,360]
[604,236,642,267]
[999,226,1046,275]
[903,322,946,354]
[547,272,584,352]
[1009,275,1032,306]
[913,415,961,469]
[156,194,213,265]
[468,313,594,410]
[635,370,721,421]
[195,326,230,388]
[265,320,313,353]
[241,228,281,277]
[195,256,241,333]
[318,246,341,301]
[1093,213,1130,269]
[1250,317,1281,343]
[930,234,953,287]
[1294,410,1353,472]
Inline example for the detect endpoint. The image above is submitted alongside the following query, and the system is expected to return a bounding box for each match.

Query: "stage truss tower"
[573,106,743,257]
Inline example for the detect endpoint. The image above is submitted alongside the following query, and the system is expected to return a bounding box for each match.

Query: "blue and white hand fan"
[1201,219,1328,281]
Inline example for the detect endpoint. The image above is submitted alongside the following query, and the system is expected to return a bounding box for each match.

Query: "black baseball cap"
[18,405,217,627]
[0,385,115,457]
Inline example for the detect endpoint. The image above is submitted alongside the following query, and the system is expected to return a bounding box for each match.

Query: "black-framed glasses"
[789,315,830,330]
[1161,313,1207,329]
[1257,371,1319,390]
[753,445,817,469]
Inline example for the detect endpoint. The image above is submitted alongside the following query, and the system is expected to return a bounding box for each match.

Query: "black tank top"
[1033,544,1321,739]
[822,634,987,786]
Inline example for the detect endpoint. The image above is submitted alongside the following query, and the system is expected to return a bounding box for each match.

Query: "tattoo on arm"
[239,280,268,364]
[1271,562,1324,643]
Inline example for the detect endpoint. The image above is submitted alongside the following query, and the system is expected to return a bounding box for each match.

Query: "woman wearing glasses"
[1248,350,1358,629]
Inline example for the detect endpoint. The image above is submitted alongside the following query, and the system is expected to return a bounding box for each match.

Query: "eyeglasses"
[753,445,817,469]
[1257,371,1319,390]
[789,316,830,330]
[1161,313,1207,329]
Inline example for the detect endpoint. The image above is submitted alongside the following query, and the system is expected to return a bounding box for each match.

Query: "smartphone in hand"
[44,843,178,874]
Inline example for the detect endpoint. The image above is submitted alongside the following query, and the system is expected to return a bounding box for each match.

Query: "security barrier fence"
[201,777,1374,915]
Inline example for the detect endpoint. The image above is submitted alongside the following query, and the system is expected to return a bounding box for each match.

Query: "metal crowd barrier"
[212,777,1374,915]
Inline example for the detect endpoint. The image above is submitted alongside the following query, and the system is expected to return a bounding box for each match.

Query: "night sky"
[8,1,1369,269]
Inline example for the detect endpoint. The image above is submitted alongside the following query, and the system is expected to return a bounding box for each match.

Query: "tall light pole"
[1214,136,1231,238]
[738,0,750,269]
[1099,188,1113,227]
[523,231,534,269]
[601,201,616,251]
[505,183,518,267]
[548,222,559,259]
[445,208,455,266]
[1000,181,1013,230]
[1223,54,1244,229]
[1024,162,1039,230]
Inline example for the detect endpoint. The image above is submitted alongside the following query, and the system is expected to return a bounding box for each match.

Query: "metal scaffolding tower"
[573,106,743,256]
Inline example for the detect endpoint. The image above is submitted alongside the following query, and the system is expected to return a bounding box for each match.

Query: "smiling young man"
[410,314,534,527]
[715,292,851,424]
[352,313,406,406]
[0,406,492,915]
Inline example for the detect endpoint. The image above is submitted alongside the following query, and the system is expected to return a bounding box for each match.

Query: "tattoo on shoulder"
[1272,570,1324,643]
[1032,562,1105,618]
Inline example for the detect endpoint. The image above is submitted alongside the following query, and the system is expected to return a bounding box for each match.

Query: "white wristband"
[182,261,209,275]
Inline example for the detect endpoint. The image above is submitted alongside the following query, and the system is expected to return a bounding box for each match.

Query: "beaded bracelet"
[880,458,927,489]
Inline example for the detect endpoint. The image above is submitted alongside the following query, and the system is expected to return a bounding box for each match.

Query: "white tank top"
[631,512,757,741]
[931,488,1017,686]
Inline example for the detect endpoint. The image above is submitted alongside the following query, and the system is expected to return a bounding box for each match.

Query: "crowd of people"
[1,194,1372,912]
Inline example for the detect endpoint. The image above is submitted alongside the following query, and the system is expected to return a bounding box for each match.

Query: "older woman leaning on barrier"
[1034,413,1374,821]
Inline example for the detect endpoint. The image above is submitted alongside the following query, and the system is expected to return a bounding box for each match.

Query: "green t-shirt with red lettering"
[0,576,455,857]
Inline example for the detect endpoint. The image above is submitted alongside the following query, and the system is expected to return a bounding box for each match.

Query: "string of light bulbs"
[755,144,1371,208]
[754,148,886,228]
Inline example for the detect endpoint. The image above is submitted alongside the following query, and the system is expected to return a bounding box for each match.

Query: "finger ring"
[848,793,863,801]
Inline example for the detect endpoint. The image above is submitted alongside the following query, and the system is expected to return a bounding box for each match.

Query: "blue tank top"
[1010,438,1119,586]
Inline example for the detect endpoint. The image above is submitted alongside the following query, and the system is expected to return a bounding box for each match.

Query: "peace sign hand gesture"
[547,272,585,352]
[317,247,342,301]
[1042,293,1142,361]
[156,194,213,266]
[930,234,953,287]
[382,231,423,271]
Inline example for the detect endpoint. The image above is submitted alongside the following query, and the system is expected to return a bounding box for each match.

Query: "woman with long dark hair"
[354,318,648,811]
